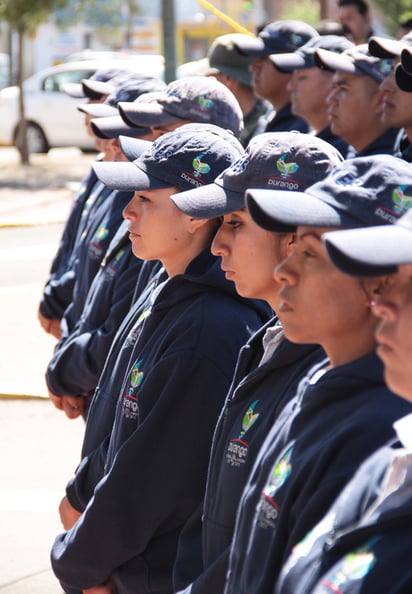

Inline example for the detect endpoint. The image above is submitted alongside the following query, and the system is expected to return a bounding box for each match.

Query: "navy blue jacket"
[276,437,412,593]
[59,189,133,338]
[174,320,324,592]
[45,219,143,398]
[51,250,271,594]
[39,170,107,320]
[393,129,412,163]
[264,103,309,134]
[356,127,399,157]
[223,351,412,594]
[65,261,166,510]
[316,126,348,158]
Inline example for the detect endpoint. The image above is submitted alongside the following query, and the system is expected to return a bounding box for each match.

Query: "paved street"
[0,147,93,592]
[0,400,84,593]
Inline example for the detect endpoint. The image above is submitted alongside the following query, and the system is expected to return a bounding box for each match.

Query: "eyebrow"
[298,230,323,242]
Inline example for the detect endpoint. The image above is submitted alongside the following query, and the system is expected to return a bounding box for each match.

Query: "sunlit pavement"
[0,147,91,592]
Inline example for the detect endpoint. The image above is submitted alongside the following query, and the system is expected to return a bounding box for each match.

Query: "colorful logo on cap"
[393,185,412,215]
[291,33,303,46]
[198,95,214,111]
[130,359,144,389]
[276,154,299,178]
[152,145,174,162]
[239,400,260,437]
[378,59,392,76]
[192,154,211,177]
[230,152,250,175]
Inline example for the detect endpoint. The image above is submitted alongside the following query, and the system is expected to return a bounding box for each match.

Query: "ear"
[360,275,394,307]
[187,216,214,235]
[280,232,296,258]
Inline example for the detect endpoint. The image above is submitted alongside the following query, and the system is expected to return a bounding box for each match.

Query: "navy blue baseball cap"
[62,67,128,99]
[270,35,353,72]
[314,44,393,83]
[79,78,166,118]
[92,123,243,194]
[323,207,412,277]
[90,115,151,140]
[232,20,318,57]
[369,31,412,59]
[117,76,243,137]
[171,131,343,219]
[402,46,412,73]
[395,61,412,92]
[81,68,137,100]
[246,155,412,233]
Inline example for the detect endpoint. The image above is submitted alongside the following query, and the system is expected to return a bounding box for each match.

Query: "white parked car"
[0,56,164,153]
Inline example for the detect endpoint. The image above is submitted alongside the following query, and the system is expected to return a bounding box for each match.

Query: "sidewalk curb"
[0,393,48,400]
[0,218,67,229]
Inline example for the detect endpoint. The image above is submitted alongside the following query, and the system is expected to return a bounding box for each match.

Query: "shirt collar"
[393,412,412,449]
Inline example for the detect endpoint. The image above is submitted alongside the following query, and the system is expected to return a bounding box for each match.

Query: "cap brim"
[90,116,151,139]
[314,48,356,73]
[118,135,152,161]
[171,181,244,219]
[323,225,410,276]
[93,160,170,191]
[401,47,412,74]
[78,103,118,117]
[233,36,266,56]
[61,83,85,98]
[395,63,412,92]
[82,79,115,98]
[118,101,181,128]
[269,52,307,71]
[245,187,358,232]
[368,36,404,58]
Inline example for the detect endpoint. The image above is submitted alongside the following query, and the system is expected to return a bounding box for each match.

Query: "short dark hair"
[399,17,412,29]
[337,0,370,16]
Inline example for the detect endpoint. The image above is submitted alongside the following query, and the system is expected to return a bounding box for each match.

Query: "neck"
[162,234,211,278]
[307,112,329,135]
[325,315,378,368]
[348,122,390,153]
[237,87,260,118]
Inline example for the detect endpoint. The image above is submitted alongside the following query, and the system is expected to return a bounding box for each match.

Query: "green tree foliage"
[373,0,412,36]
[0,0,70,162]
[280,0,320,27]
[0,0,68,31]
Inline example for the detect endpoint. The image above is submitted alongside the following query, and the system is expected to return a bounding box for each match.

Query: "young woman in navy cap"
[50,123,270,594]
[221,154,412,594]
[275,207,412,593]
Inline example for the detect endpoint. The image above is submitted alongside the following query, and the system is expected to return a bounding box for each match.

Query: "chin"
[384,370,412,401]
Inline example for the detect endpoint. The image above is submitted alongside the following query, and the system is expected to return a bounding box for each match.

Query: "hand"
[48,390,85,419]
[37,308,62,339]
[83,580,115,594]
[59,495,82,530]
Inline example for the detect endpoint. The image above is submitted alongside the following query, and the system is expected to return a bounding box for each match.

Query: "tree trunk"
[16,27,29,165]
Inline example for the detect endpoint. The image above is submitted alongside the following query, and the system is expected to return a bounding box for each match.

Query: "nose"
[250,57,262,74]
[287,74,297,93]
[380,69,396,93]
[123,194,139,221]
[370,293,398,322]
[211,224,228,257]
[273,253,297,286]
[326,86,337,106]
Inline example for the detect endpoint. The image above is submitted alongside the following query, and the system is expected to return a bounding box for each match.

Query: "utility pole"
[161,0,176,83]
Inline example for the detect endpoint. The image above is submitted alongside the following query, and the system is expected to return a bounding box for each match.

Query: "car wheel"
[15,122,49,154]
